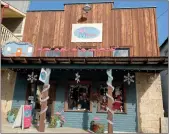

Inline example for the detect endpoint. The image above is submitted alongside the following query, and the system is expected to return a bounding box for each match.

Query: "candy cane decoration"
[38,68,51,132]
[39,84,50,114]
[106,69,114,126]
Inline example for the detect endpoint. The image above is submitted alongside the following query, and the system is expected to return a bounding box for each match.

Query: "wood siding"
[23,3,159,57]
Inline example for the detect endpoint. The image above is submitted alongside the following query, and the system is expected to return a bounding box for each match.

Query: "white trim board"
[1,1,26,17]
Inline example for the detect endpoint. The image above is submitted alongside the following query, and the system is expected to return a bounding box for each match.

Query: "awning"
[1,57,168,71]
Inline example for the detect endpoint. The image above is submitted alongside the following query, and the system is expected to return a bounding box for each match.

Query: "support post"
[38,69,51,132]
[107,86,113,133]
[106,69,114,134]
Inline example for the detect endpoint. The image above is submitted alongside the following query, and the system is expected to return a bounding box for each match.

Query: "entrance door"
[47,81,56,120]
[25,81,56,123]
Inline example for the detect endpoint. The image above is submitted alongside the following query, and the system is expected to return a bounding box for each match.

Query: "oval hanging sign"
[74,27,100,39]
[71,23,102,42]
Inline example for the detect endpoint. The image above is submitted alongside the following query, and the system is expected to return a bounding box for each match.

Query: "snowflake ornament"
[27,72,38,83]
[124,72,134,85]
[75,72,80,83]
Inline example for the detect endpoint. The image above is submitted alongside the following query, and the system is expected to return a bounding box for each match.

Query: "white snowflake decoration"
[124,72,134,85]
[75,72,80,83]
[27,72,38,83]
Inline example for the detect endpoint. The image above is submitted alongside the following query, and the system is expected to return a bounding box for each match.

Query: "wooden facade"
[23,3,159,57]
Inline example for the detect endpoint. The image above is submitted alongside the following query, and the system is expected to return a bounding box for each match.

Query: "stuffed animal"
[112,87,123,111]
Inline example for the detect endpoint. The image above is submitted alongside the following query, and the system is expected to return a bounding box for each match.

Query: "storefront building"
[1,2,168,133]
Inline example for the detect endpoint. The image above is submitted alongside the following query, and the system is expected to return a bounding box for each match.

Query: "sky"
[28,0,168,46]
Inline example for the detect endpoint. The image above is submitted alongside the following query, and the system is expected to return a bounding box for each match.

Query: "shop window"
[78,49,94,57]
[66,83,91,111]
[97,83,126,113]
[113,48,129,57]
[45,50,61,57]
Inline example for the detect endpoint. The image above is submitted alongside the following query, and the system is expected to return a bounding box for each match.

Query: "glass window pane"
[45,50,61,57]
[97,83,125,113]
[68,84,90,111]
[113,49,129,57]
[78,50,93,57]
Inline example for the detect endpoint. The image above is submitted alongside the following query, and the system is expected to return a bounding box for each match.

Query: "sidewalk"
[2,124,89,133]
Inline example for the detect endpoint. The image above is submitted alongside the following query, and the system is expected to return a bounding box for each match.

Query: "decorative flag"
[39,68,47,83]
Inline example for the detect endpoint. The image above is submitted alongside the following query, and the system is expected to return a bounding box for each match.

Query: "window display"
[68,84,91,111]
[98,83,125,113]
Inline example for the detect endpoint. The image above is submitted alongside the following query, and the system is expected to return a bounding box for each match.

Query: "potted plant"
[90,117,104,133]
[96,124,104,133]
[7,108,19,123]
[90,120,100,132]
[48,112,66,128]
[48,116,57,128]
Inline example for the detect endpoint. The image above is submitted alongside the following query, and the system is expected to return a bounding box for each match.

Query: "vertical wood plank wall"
[23,3,159,57]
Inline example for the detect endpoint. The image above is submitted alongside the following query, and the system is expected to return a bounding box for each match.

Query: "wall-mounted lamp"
[82,4,91,13]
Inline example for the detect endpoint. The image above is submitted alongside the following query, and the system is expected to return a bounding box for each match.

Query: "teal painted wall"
[11,70,137,132]
[52,70,138,132]
[12,73,27,108]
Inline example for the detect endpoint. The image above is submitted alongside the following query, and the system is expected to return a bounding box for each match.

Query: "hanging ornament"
[89,48,96,52]
[99,48,105,51]
[60,48,67,52]
[55,48,60,51]
[124,72,134,85]
[27,72,38,83]
[43,48,50,51]
[80,48,86,52]
[75,72,80,83]
[72,48,78,52]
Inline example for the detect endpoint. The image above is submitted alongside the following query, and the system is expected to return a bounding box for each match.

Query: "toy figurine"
[112,87,123,111]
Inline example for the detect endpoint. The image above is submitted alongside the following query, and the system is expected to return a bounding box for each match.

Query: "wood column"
[107,86,113,133]
[38,69,51,132]
[38,84,49,132]
[106,69,114,134]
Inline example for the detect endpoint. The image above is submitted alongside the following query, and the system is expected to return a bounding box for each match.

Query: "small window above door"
[78,49,94,57]
[45,50,61,57]
[113,48,129,57]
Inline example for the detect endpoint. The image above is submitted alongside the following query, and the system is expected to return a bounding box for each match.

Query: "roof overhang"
[160,38,168,50]
[1,1,26,18]
[1,57,168,71]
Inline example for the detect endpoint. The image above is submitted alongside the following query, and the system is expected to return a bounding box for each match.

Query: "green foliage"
[7,108,19,120]
[96,124,104,134]
[48,116,57,128]
[90,120,104,134]
[48,114,64,128]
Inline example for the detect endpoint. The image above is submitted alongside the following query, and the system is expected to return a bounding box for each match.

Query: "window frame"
[64,81,92,112]
[113,48,130,57]
[77,48,94,57]
[45,50,61,57]
[96,81,127,114]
